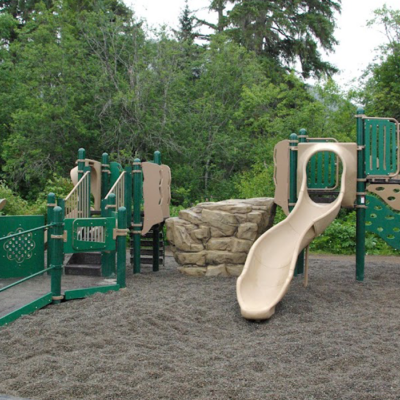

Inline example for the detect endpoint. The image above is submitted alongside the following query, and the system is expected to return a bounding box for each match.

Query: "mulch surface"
[1,254,400,400]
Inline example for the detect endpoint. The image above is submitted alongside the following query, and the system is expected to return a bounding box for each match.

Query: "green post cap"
[356,107,365,115]
[78,148,86,158]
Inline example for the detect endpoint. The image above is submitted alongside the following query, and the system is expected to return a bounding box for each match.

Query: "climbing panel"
[365,194,400,250]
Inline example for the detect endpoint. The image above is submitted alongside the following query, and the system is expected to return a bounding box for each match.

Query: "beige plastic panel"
[141,162,164,236]
[160,165,171,219]
[297,143,357,208]
[0,198,6,211]
[237,142,357,320]
[70,159,102,211]
[367,184,400,211]
[273,140,290,216]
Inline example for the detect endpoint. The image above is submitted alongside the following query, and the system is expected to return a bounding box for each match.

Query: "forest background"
[0,0,400,254]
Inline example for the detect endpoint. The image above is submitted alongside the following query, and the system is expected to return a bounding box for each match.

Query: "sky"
[125,0,400,89]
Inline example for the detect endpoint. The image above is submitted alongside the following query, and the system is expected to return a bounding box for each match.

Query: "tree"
[197,0,341,78]
[361,6,400,120]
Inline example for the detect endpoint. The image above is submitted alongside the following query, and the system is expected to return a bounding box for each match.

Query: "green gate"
[64,217,116,254]
[0,216,45,278]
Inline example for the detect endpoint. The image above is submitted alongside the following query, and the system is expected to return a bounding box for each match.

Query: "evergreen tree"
[196,0,341,78]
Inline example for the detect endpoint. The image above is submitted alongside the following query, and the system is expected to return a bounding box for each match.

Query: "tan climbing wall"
[367,184,400,211]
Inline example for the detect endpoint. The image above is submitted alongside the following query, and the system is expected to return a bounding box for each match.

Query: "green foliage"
[203,0,341,78]
[361,6,400,120]
[0,181,35,215]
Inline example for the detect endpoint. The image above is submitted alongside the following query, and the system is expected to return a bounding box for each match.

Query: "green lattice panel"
[366,195,400,250]
[0,216,45,278]
[364,118,397,176]
[306,151,337,190]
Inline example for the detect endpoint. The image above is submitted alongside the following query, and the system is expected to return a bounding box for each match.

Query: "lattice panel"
[366,194,400,250]
[364,118,398,176]
[0,216,45,278]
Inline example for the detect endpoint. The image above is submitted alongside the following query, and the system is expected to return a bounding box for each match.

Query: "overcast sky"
[125,0,400,89]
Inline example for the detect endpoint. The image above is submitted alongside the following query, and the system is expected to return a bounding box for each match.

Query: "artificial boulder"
[166,198,276,277]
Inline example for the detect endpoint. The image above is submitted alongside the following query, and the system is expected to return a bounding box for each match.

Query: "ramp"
[237,143,357,320]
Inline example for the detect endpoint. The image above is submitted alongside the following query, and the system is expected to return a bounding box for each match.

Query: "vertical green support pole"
[47,193,56,273]
[117,207,127,288]
[102,193,116,277]
[289,133,299,276]
[101,153,110,199]
[50,206,64,304]
[78,148,86,181]
[133,158,142,274]
[124,165,133,227]
[153,151,161,272]
[356,108,366,282]
[296,129,308,275]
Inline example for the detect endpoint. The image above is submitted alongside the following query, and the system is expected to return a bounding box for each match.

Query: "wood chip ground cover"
[1,255,400,399]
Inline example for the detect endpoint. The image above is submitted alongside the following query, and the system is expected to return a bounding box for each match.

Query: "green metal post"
[101,153,110,199]
[46,193,56,273]
[101,193,116,277]
[117,207,127,288]
[50,206,64,304]
[78,148,86,181]
[289,133,299,276]
[152,151,161,272]
[296,129,308,274]
[154,150,161,165]
[133,158,142,274]
[124,165,133,227]
[356,108,366,281]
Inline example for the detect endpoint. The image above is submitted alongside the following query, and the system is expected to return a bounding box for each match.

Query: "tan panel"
[0,198,7,212]
[297,143,357,208]
[367,184,400,210]
[70,159,102,211]
[273,140,290,216]
[160,165,171,218]
[142,162,164,236]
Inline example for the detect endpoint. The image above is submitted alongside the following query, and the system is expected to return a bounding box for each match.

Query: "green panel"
[307,151,337,190]
[0,293,52,326]
[364,118,397,176]
[64,218,116,254]
[0,216,45,278]
[366,194,400,249]
[64,284,119,300]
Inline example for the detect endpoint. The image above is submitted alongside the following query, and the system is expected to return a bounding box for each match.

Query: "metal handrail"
[0,223,56,243]
[64,171,90,218]
[105,171,126,209]
[0,265,56,294]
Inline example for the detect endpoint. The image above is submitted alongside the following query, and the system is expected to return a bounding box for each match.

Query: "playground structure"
[237,109,400,320]
[0,149,171,326]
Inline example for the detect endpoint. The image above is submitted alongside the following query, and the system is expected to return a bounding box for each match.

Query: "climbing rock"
[166,198,276,277]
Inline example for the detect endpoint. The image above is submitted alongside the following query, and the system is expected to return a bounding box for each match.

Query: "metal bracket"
[50,231,67,242]
[47,203,57,207]
[113,228,130,240]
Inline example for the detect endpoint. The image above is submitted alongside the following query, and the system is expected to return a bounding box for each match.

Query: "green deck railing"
[0,205,127,327]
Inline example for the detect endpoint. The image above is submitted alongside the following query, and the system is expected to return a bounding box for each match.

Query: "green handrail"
[0,265,56,294]
[0,223,56,243]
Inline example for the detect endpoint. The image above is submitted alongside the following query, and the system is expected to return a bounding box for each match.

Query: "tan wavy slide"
[237,142,357,320]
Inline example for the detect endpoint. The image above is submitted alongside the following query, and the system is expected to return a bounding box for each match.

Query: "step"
[67,252,102,265]
[64,264,102,277]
